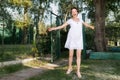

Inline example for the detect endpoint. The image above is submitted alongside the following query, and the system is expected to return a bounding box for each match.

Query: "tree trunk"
[12,26,16,44]
[22,27,28,44]
[22,6,28,44]
[94,0,107,51]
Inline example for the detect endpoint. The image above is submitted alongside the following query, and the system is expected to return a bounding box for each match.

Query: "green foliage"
[106,26,120,41]
[0,45,33,62]
[60,30,68,51]
[8,0,32,7]
[106,0,120,13]
[31,47,39,57]
[36,34,51,56]
[85,28,95,49]
[83,0,120,23]
[0,52,16,62]
[38,21,47,35]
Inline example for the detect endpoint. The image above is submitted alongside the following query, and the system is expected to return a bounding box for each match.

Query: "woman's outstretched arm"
[48,22,68,31]
[82,22,94,30]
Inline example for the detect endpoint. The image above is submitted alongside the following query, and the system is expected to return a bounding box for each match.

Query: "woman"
[48,7,94,78]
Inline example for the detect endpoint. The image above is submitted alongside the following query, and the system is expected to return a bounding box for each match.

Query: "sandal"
[76,72,82,78]
[66,69,73,74]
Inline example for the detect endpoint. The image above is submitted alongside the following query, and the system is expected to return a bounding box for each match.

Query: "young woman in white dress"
[48,7,94,78]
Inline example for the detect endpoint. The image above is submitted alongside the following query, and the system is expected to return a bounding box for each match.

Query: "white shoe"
[76,72,82,78]
[66,69,73,74]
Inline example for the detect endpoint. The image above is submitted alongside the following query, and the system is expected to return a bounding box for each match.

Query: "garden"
[0,0,120,80]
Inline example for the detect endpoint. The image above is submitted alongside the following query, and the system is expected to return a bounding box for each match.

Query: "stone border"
[0,58,38,67]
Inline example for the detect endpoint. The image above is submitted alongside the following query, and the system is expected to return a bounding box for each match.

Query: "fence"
[35,11,62,62]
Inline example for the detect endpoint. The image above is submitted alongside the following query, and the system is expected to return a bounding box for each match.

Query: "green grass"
[0,45,33,62]
[27,60,120,80]
[81,60,120,80]
[0,60,48,78]
[27,69,72,80]
[0,64,28,77]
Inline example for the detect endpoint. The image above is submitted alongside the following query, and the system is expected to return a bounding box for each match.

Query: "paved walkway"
[0,59,68,80]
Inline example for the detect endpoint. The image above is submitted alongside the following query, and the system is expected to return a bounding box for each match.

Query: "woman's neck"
[72,16,79,22]
[72,16,78,19]
[72,14,79,19]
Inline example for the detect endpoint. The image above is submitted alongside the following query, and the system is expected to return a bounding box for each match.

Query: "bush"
[0,45,33,62]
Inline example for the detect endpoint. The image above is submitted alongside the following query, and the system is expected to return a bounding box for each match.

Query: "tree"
[83,0,119,51]
[0,0,12,45]
[30,0,52,35]
[9,0,33,44]
[93,0,106,51]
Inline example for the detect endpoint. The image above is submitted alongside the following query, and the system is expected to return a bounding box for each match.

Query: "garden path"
[0,59,68,80]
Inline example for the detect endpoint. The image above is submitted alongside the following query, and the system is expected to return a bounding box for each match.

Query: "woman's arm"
[82,22,94,30]
[48,22,68,31]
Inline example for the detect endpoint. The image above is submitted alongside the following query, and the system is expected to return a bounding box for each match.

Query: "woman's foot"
[66,68,73,74]
[76,72,82,78]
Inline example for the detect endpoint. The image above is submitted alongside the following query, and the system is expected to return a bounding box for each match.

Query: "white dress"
[65,18,83,50]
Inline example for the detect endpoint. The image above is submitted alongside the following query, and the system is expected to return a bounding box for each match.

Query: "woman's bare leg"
[76,49,82,78]
[66,49,74,74]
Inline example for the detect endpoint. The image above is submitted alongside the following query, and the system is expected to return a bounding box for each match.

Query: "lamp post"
[33,11,38,47]
[56,16,61,59]
[0,16,6,55]
[33,26,36,45]
[82,13,86,59]
[2,17,4,46]
[49,10,61,62]
[50,11,54,62]
[82,5,88,59]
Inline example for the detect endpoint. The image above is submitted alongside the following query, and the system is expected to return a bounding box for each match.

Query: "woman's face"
[71,9,78,17]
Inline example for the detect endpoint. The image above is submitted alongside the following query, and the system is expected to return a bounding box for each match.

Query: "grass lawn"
[27,59,120,80]
[0,64,28,78]
[0,60,47,78]
[0,45,33,62]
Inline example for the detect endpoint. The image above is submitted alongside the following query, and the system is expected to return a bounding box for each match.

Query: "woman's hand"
[47,27,56,32]
[90,26,94,30]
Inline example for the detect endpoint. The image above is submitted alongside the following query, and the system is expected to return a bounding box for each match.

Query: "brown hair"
[71,7,79,13]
